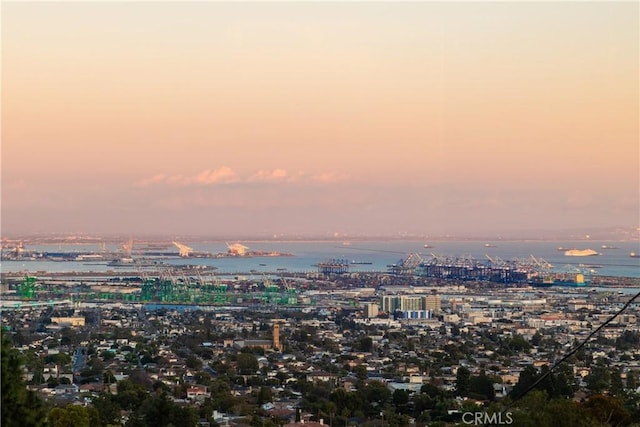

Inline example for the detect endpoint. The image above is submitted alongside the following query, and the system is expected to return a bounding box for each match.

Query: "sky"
[2,1,638,238]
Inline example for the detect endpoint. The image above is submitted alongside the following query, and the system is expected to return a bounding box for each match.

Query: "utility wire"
[484,289,640,426]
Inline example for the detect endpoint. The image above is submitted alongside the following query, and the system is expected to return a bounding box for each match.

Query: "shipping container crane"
[172,241,193,257]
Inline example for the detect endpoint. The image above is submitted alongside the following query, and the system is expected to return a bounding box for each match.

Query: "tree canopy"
[1,330,49,427]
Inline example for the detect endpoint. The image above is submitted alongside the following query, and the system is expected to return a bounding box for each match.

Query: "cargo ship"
[107,257,161,267]
[564,249,599,257]
[630,252,640,258]
[530,272,589,288]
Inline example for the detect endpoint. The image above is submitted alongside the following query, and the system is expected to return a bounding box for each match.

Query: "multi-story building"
[425,294,442,312]
[363,303,379,318]
[381,294,442,313]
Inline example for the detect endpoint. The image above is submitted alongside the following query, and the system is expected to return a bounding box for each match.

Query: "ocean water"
[2,240,639,278]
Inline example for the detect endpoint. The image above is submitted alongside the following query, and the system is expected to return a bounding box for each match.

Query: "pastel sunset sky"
[2,1,638,237]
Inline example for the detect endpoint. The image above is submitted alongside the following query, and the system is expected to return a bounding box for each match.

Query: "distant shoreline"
[3,236,640,245]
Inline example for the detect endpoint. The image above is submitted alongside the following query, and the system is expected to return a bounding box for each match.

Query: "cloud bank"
[134,167,349,188]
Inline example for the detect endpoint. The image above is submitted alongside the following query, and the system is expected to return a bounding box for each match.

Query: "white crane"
[172,241,193,257]
[122,238,134,257]
[226,242,249,256]
[529,255,553,271]
[486,255,507,268]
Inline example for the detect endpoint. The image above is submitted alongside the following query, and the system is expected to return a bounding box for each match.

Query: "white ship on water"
[564,249,599,257]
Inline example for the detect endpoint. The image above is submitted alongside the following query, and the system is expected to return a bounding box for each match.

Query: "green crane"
[19,276,37,300]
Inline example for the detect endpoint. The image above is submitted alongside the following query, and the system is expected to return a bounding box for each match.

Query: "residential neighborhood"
[2,273,639,426]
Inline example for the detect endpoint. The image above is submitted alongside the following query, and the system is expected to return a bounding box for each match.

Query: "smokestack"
[273,323,281,351]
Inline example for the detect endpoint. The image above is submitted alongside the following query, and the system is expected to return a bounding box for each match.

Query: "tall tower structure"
[273,323,281,351]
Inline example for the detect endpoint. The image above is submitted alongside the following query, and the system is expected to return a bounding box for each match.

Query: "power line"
[488,290,640,426]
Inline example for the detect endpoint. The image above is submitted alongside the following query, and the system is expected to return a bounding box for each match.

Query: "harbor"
[3,239,639,277]
[2,239,638,309]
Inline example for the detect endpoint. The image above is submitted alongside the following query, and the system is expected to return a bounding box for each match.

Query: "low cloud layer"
[134,167,349,188]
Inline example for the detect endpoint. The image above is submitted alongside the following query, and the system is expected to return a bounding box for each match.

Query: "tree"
[421,383,444,399]
[510,391,600,427]
[451,324,461,336]
[48,405,95,427]
[30,369,46,385]
[354,364,368,380]
[627,370,637,390]
[186,354,202,370]
[92,392,122,426]
[455,366,471,397]
[510,364,576,401]
[81,356,105,382]
[356,336,373,353]
[101,350,115,361]
[510,365,539,400]
[127,392,198,427]
[1,331,48,427]
[615,331,640,351]
[363,380,391,409]
[469,372,496,401]
[117,379,148,410]
[237,353,259,375]
[393,389,409,406]
[103,370,116,385]
[128,368,154,390]
[610,367,625,397]
[257,386,273,405]
[507,335,532,353]
[546,364,577,399]
[59,327,79,346]
[47,375,60,388]
[45,352,72,365]
[586,359,610,393]
[582,395,632,427]
[275,371,290,386]
[531,332,543,347]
